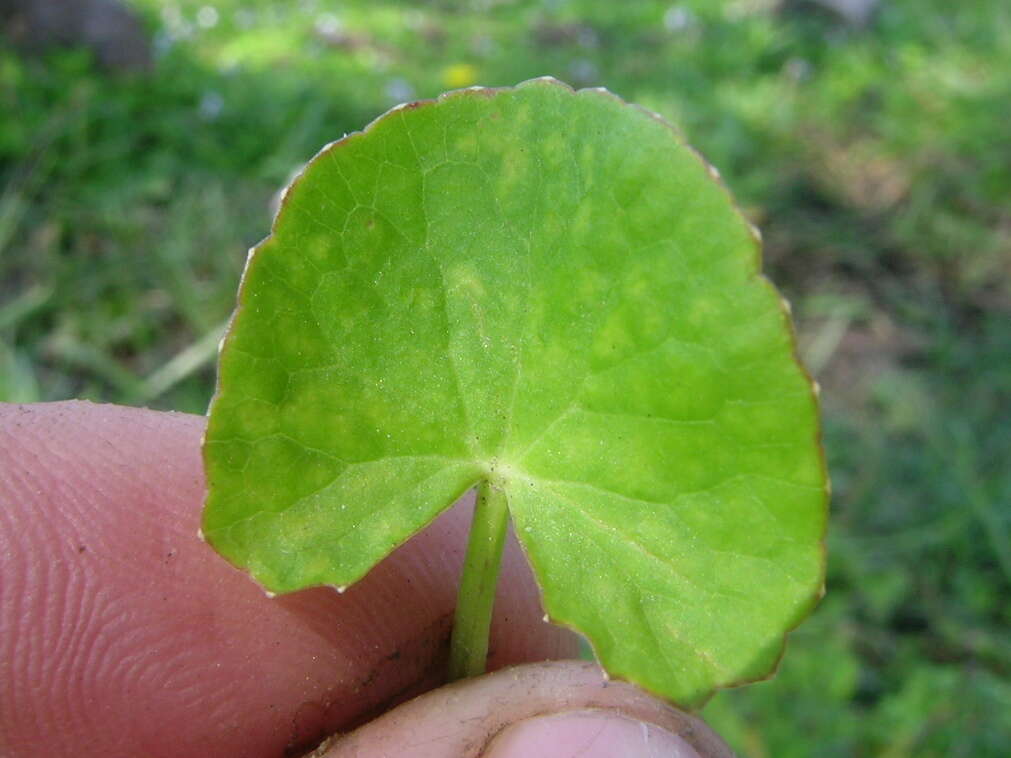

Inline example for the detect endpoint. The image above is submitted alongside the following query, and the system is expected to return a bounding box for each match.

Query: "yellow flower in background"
[442,63,478,88]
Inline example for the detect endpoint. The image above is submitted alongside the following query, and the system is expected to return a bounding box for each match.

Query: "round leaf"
[202,78,828,707]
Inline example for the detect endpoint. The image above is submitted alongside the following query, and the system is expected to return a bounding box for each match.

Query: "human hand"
[0,401,732,757]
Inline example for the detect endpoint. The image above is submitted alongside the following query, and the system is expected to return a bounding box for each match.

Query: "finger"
[323,660,732,758]
[0,401,578,758]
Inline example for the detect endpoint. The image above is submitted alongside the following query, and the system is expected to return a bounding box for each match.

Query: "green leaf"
[202,78,828,707]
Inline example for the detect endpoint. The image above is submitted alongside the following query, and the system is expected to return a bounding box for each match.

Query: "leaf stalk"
[447,479,509,681]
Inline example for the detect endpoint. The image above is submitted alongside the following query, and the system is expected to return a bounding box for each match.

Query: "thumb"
[323,661,733,758]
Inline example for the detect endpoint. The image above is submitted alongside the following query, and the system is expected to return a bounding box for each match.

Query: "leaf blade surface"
[203,78,828,706]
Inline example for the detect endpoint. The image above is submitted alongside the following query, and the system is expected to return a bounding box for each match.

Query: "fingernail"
[481,709,702,758]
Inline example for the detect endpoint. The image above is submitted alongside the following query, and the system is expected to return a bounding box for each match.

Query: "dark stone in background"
[782,0,882,27]
[0,0,151,70]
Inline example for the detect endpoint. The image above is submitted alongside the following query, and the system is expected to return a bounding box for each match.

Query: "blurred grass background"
[1,0,1009,754]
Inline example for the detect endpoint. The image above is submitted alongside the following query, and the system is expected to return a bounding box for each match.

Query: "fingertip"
[0,402,579,757]
[483,711,702,758]
[324,661,733,758]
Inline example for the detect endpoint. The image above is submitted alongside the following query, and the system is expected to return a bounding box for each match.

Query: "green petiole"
[447,479,510,681]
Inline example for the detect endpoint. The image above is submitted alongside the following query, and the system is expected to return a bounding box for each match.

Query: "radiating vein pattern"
[203,78,828,707]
